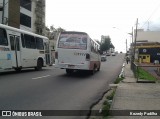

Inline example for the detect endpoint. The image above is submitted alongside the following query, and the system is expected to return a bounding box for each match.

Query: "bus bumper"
[54,63,89,70]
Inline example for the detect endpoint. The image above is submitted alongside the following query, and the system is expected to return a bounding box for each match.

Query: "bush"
[102,102,110,117]
[114,77,124,84]
[103,100,108,105]
[106,91,115,100]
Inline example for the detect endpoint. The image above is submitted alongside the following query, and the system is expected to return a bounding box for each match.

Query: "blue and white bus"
[0,24,50,72]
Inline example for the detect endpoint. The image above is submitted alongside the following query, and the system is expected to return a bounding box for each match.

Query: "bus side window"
[91,44,94,52]
[95,45,97,52]
[90,39,94,51]
[30,36,36,49]
[36,37,44,50]
[0,28,8,46]
[24,34,36,49]
[21,34,25,48]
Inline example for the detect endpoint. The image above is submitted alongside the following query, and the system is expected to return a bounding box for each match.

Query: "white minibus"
[0,24,50,72]
[55,31,101,74]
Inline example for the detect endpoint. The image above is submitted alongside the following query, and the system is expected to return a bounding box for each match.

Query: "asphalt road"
[0,53,125,119]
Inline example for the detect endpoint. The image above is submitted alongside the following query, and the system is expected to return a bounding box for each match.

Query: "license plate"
[68,65,75,68]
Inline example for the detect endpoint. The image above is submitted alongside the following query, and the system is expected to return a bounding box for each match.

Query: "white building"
[0,0,46,36]
[136,29,160,42]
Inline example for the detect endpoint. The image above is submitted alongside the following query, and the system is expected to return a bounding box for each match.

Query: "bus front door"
[44,42,50,65]
[10,35,22,69]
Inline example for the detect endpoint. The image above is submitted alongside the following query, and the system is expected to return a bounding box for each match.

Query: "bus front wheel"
[35,59,43,71]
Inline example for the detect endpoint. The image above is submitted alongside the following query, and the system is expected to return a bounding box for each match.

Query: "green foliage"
[106,91,115,100]
[101,91,116,118]
[103,100,108,105]
[96,40,101,45]
[110,43,115,49]
[102,102,110,117]
[136,67,157,81]
[114,77,124,84]
[100,36,114,52]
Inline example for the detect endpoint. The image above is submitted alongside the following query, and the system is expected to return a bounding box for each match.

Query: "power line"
[140,0,160,29]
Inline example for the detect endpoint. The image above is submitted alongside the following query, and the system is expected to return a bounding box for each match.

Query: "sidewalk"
[109,63,160,119]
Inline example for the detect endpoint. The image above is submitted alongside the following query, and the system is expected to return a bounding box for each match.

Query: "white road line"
[32,75,51,80]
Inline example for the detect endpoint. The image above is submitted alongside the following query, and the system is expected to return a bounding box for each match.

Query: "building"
[131,29,160,63]
[134,42,160,63]
[0,0,46,36]
[136,29,160,42]
[101,35,109,43]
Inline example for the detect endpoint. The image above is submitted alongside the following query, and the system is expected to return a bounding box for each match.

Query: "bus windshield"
[58,33,87,50]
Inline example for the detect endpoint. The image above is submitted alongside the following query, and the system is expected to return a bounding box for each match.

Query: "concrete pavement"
[109,63,160,119]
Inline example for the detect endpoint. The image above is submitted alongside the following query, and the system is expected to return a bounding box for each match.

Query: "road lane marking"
[32,75,51,79]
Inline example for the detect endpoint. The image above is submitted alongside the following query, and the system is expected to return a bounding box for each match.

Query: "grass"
[106,91,115,100]
[101,91,116,118]
[101,77,122,118]
[114,77,124,84]
[102,101,110,117]
[136,67,157,81]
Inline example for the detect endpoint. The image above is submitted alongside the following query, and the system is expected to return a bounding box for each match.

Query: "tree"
[100,36,114,52]
[110,43,115,49]
[45,25,66,50]
[50,25,56,32]
[95,40,101,45]
[57,27,65,32]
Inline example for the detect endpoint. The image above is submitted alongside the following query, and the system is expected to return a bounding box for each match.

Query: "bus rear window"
[58,33,87,50]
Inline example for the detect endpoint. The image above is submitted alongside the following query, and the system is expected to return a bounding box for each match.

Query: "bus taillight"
[55,52,58,59]
[86,53,90,61]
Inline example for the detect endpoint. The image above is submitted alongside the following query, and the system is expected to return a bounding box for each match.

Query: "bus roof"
[61,31,88,35]
[0,24,48,40]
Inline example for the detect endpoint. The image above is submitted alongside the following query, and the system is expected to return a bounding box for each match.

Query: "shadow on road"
[58,70,99,79]
[0,69,50,76]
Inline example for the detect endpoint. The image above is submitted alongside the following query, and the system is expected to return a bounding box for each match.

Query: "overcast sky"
[46,0,160,52]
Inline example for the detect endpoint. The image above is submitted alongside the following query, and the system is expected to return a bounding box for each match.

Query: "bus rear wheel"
[35,59,43,71]
[66,69,74,75]
[97,64,101,71]
[90,65,96,75]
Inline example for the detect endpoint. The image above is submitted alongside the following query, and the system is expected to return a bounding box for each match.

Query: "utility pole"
[133,18,138,61]
[131,18,138,70]
[126,39,127,53]
[2,0,5,24]
[132,27,133,44]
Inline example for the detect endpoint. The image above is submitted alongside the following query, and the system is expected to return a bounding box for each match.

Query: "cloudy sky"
[46,0,160,52]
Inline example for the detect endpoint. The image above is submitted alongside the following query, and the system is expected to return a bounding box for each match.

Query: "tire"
[15,68,21,72]
[90,65,96,75]
[97,65,100,71]
[66,69,74,75]
[35,59,43,71]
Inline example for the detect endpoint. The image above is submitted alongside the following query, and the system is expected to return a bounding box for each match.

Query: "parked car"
[106,53,111,56]
[101,55,107,61]
[111,52,116,56]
